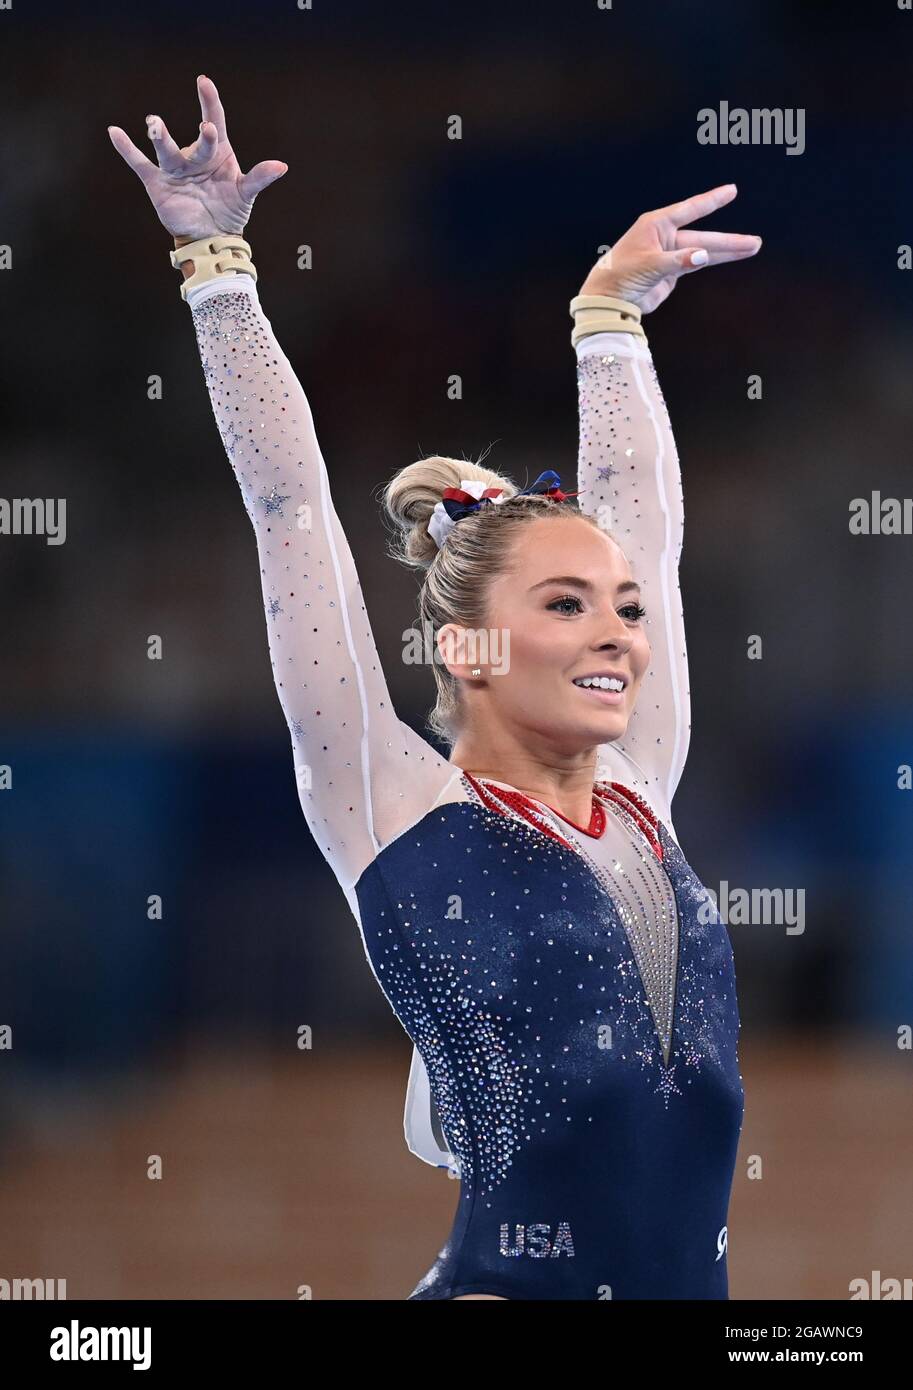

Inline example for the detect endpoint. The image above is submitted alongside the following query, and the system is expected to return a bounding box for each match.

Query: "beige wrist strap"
[170,234,257,302]
[569,292,646,347]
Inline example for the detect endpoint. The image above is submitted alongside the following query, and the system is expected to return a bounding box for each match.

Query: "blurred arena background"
[0,0,911,1298]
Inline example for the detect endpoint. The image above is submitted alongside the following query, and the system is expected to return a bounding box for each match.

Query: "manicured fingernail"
[690,249,709,266]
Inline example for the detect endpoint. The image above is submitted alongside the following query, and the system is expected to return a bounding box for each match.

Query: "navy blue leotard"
[184,269,745,1299]
[357,778,743,1300]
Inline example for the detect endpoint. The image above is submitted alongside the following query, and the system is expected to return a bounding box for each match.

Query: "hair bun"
[381,454,516,571]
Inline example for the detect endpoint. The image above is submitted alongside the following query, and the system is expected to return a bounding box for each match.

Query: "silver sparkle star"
[267,597,283,617]
[259,484,291,516]
[597,464,619,482]
[655,1063,683,1105]
[222,420,241,459]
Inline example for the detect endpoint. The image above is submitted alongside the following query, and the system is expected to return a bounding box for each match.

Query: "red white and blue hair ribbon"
[427,469,579,551]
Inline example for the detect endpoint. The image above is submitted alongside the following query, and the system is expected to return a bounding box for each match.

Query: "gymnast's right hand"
[107,73,287,238]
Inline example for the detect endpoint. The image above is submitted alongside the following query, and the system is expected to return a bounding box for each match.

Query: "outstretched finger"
[238,159,288,202]
[144,113,186,173]
[107,125,159,186]
[653,183,739,229]
[674,228,762,260]
[197,74,228,142]
[646,247,722,279]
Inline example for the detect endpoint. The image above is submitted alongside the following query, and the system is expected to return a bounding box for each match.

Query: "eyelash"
[547,595,646,621]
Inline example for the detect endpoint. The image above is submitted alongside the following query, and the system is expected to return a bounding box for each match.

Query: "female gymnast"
[110,74,762,1301]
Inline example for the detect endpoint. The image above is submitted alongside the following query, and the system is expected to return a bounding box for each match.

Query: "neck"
[450,730,600,829]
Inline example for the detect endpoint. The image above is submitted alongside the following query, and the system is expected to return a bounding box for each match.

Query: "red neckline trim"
[463,773,663,860]
[596,781,663,861]
[463,774,580,849]
[467,774,603,838]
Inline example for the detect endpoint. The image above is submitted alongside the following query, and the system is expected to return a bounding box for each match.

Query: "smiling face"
[444,512,651,755]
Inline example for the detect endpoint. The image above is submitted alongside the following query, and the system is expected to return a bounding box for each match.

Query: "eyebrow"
[529,574,641,596]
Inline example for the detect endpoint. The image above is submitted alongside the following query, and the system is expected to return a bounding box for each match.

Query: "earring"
[471,668,482,678]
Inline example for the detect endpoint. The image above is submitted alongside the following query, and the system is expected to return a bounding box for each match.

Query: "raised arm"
[182,271,456,888]
[571,189,762,829]
[109,76,455,893]
[575,325,687,828]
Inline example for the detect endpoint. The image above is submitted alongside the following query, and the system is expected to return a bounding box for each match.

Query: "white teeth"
[573,676,624,691]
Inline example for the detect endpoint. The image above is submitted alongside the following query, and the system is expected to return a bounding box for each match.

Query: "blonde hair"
[380,453,604,745]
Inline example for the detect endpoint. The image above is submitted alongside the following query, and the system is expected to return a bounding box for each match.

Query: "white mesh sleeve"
[574,330,690,830]
[184,272,456,892]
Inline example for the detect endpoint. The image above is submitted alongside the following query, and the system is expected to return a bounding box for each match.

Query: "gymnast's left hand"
[577,184,762,314]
